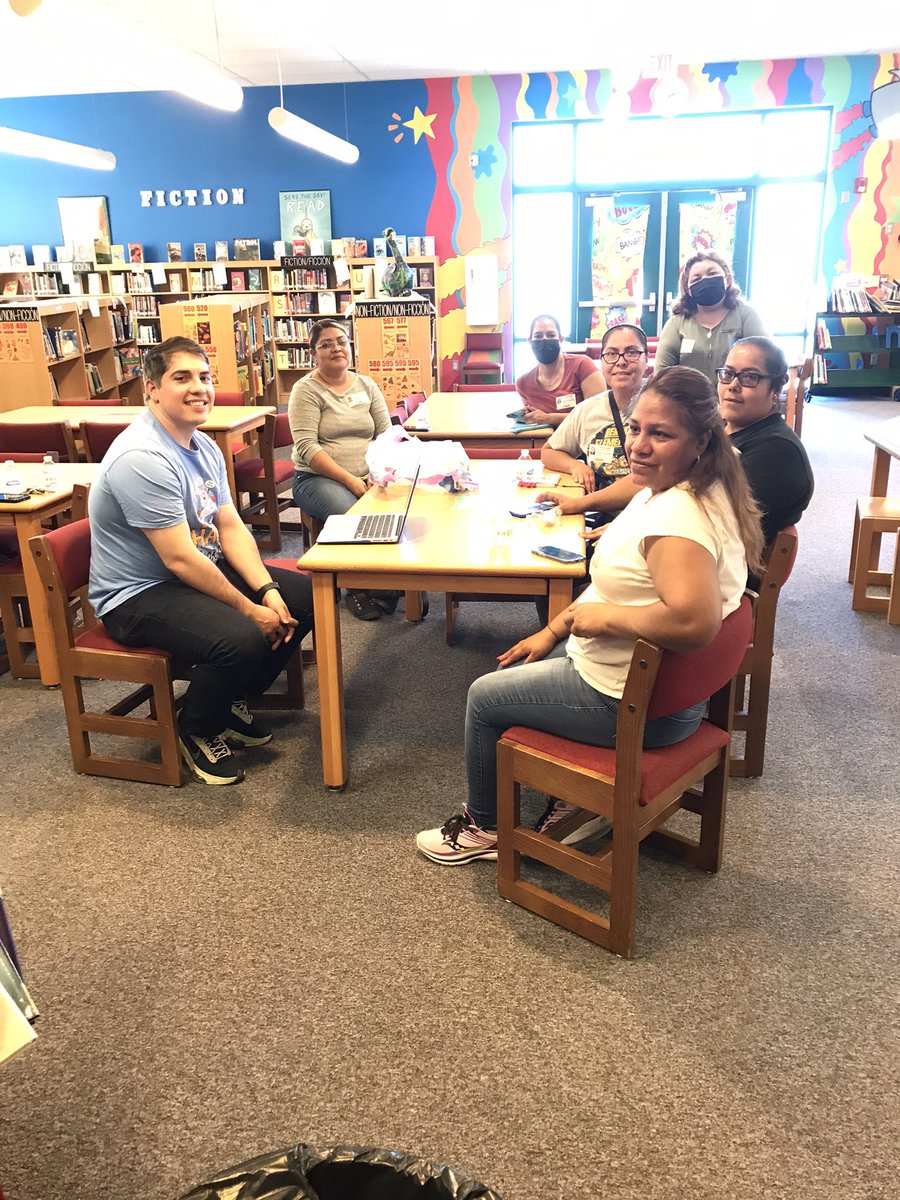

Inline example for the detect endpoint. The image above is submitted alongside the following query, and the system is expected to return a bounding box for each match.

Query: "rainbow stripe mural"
[417,54,900,388]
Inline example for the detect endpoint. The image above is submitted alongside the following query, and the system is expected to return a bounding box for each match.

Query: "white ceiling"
[0,0,898,99]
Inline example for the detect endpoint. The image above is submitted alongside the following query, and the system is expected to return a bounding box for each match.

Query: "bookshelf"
[270,254,353,402]
[811,312,900,399]
[159,296,276,406]
[0,299,143,412]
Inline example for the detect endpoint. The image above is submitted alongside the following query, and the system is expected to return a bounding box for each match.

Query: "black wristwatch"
[254,580,282,603]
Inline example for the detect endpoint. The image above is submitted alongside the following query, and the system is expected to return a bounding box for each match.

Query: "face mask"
[532,338,561,365]
[689,276,727,307]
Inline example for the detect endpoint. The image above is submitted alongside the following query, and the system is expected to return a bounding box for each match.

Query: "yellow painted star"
[403,106,437,143]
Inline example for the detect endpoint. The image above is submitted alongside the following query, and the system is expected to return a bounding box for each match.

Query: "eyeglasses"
[601,347,646,364]
[716,367,773,388]
[530,333,560,341]
[316,337,350,351]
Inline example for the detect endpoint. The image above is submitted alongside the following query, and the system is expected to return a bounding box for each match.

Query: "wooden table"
[0,404,274,505]
[404,392,555,449]
[865,414,900,496]
[298,461,585,787]
[0,462,99,686]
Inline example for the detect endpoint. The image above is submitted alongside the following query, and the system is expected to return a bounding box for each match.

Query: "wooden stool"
[848,496,900,616]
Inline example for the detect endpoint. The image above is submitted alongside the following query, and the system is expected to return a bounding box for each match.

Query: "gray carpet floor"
[1,397,898,1200]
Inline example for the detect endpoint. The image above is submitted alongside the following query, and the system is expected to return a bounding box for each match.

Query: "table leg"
[547,578,574,621]
[312,573,348,787]
[870,446,890,498]
[16,513,60,687]
[213,431,240,506]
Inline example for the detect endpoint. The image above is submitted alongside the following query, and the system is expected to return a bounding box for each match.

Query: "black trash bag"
[180,1142,502,1200]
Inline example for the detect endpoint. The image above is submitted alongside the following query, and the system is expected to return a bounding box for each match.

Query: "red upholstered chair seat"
[75,625,171,656]
[501,723,731,807]
[234,458,294,487]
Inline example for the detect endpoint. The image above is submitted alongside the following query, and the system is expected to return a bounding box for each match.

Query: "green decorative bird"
[381,227,415,296]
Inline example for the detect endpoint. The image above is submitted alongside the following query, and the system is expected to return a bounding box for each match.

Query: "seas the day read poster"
[279,191,332,249]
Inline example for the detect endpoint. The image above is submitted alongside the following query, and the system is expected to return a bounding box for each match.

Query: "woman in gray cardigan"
[655,250,766,386]
[289,318,392,620]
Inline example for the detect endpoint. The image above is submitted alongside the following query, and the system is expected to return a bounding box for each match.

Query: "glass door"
[575,186,754,342]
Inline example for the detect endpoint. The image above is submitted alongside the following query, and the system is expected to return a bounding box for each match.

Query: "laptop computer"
[316,465,420,545]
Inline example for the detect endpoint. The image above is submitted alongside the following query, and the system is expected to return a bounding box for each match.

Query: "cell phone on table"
[532,544,586,564]
[509,500,557,518]
[507,408,527,420]
[0,492,30,503]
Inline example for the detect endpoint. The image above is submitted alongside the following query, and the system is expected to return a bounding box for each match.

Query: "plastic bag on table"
[366,428,478,494]
[180,1141,502,1199]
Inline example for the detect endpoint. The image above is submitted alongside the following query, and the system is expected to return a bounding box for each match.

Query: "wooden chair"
[730,527,799,778]
[81,420,130,463]
[29,520,305,786]
[496,597,753,958]
[0,421,79,463]
[848,496,900,622]
[783,358,812,436]
[461,332,504,386]
[454,383,518,393]
[0,484,90,679]
[232,413,299,553]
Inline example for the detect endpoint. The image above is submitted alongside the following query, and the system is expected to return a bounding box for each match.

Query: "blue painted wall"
[0,80,435,259]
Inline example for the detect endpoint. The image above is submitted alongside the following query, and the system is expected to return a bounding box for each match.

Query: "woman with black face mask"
[655,251,767,386]
[514,314,606,428]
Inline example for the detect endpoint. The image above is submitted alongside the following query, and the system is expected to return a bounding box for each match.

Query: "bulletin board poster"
[678,196,737,264]
[180,305,219,384]
[589,198,650,339]
[0,322,34,363]
[279,191,332,249]
[356,307,431,405]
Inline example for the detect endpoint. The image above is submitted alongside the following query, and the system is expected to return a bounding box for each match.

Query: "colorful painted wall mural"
[1,53,898,391]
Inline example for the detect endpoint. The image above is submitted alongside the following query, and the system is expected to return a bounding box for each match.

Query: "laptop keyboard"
[355,513,397,540]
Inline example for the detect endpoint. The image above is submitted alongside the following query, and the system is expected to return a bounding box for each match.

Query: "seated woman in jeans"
[416,366,764,865]
[289,319,392,622]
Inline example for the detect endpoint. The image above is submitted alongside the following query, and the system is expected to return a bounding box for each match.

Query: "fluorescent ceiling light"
[0,125,115,169]
[268,106,359,164]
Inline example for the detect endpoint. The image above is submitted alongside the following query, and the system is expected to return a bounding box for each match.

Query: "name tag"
[347,393,367,407]
[593,444,617,464]
[555,393,576,411]
[680,338,695,355]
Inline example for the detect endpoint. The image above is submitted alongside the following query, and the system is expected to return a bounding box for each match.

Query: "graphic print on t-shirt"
[192,476,222,561]
[586,420,629,490]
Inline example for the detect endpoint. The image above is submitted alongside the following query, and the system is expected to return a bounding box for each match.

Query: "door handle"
[644,292,657,312]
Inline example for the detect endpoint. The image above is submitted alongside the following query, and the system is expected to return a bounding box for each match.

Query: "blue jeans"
[465,642,705,830]
[102,561,313,738]
[292,471,357,521]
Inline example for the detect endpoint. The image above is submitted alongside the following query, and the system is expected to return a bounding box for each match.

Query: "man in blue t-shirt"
[88,336,314,785]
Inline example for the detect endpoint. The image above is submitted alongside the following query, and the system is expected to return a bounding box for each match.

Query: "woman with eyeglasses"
[289,318,393,621]
[717,336,814,545]
[655,251,767,386]
[540,322,648,508]
[514,314,606,428]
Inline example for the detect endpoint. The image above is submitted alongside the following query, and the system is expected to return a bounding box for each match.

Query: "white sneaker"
[534,799,611,845]
[416,806,498,865]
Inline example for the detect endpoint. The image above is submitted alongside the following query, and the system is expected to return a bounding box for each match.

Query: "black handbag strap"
[608,392,627,449]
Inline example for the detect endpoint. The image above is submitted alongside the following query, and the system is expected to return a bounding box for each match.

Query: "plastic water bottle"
[41,454,59,492]
[516,448,534,483]
[3,459,23,496]
[415,401,431,431]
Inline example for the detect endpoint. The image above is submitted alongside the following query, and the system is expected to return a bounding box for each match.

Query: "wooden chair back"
[81,421,130,463]
[730,527,799,777]
[454,383,518,393]
[55,398,124,407]
[0,421,79,463]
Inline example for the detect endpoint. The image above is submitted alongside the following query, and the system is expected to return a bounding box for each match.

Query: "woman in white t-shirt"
[417,366,764,866]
